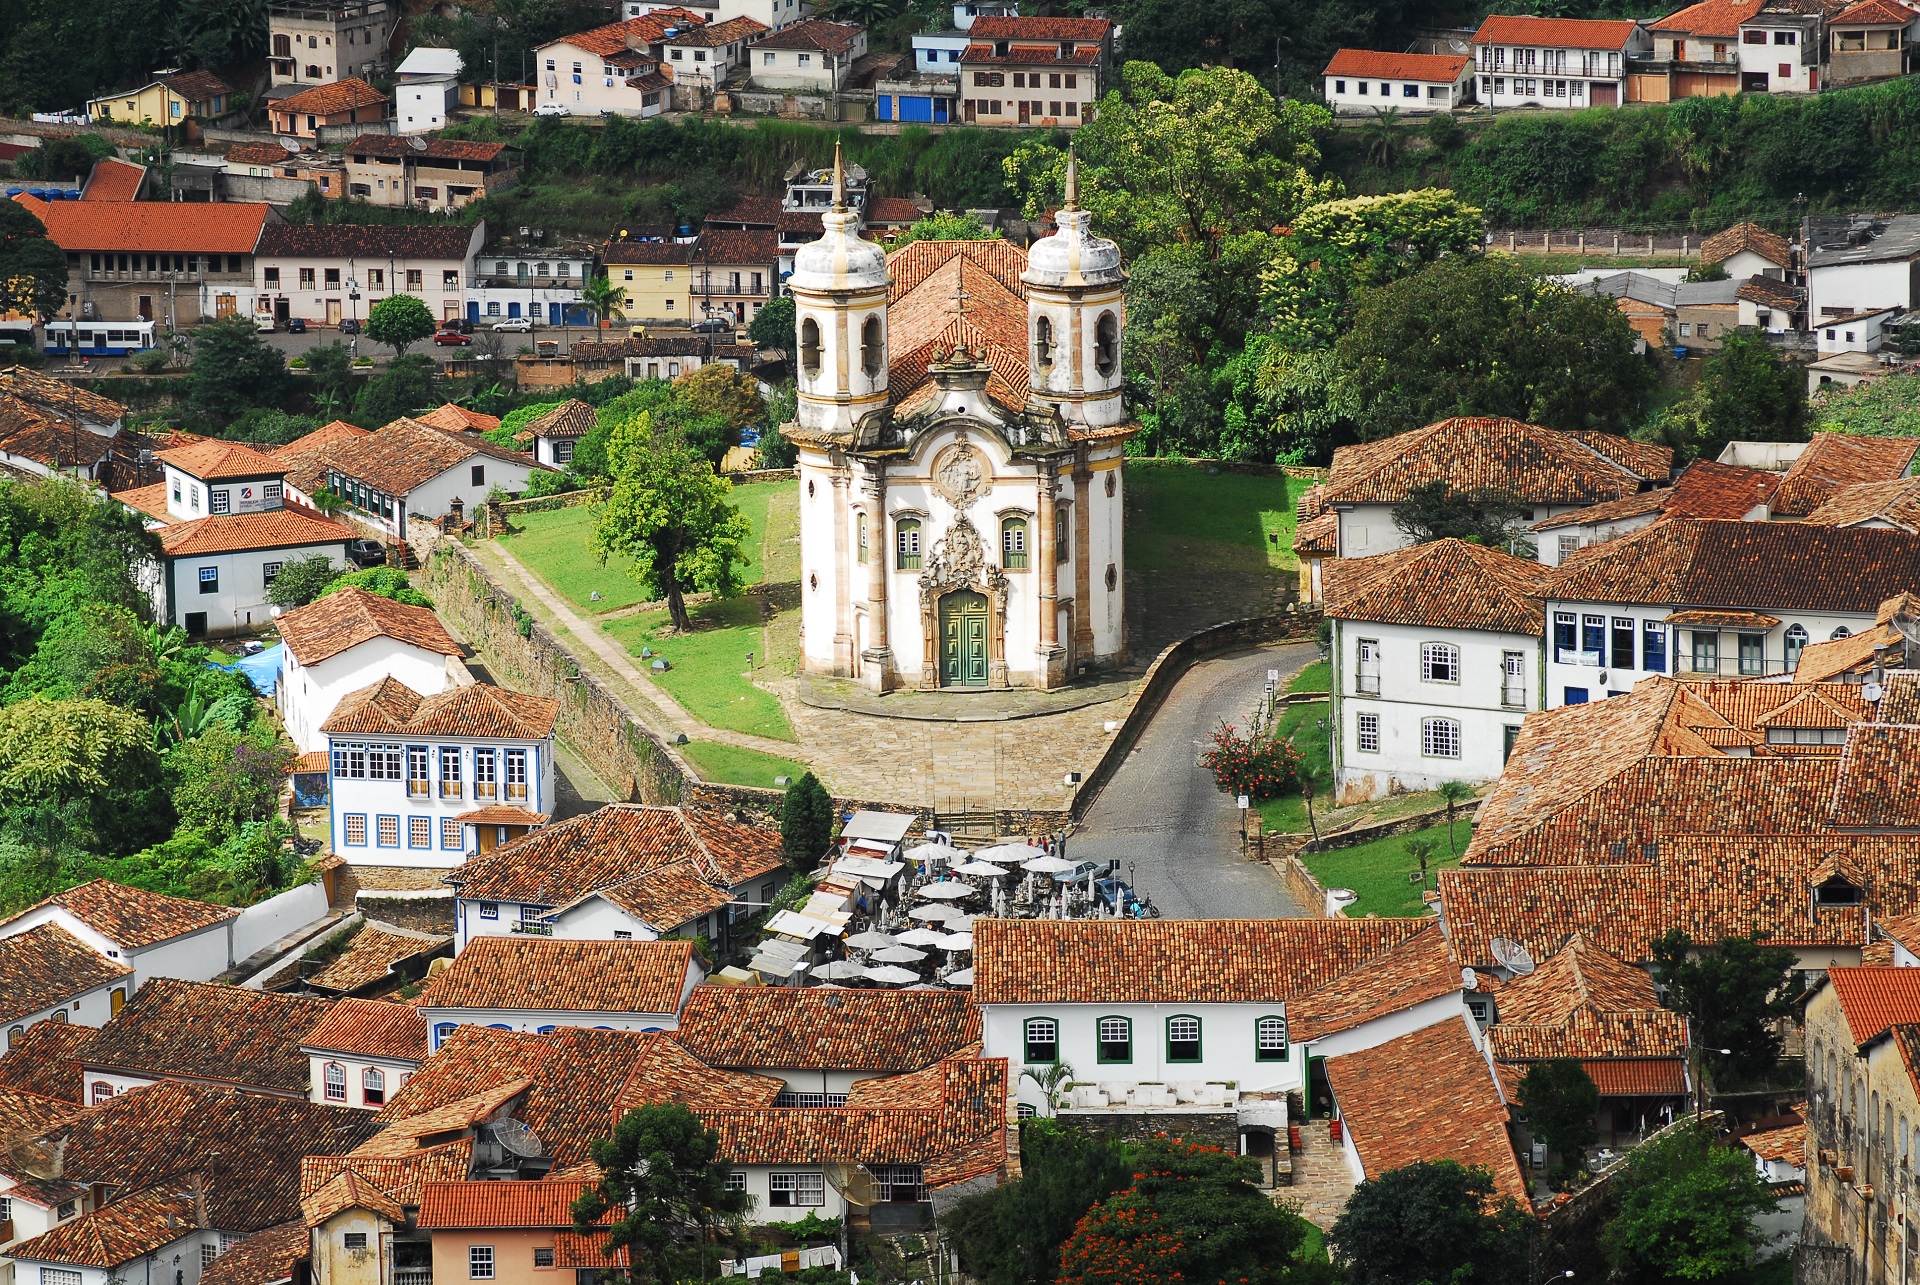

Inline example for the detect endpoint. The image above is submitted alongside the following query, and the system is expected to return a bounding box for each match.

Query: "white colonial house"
[782,150,1133,692]
[113,438,354,638]
[535,10,705,117]
[627,0,807,31]
[310,415,554,541]
[1543,518,1920,705]
[468,242,597,328]
[519,398,598,468]
[1529,458,1773,567]
[416,936,702,1049]
[6,1193,224,1285]
[0,924,133,1050]
[302,997,426,1109]
[394,45,462,133]
[1469,14,1649,108]
[254,222,485,328]
[662,16,767,89]
[278,586,469,754]
[748,19,865,92]
[1322,49,1472,114]
[1806,212,1920,326]
[0,880,241,990]
[323,678,559,868]
[1326,539,1548,805]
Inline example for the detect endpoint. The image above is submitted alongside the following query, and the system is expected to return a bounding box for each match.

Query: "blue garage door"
[899,95,934,123]
[877,95,893,121]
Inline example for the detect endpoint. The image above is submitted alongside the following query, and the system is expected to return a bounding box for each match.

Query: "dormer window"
[1815,875,1864,907]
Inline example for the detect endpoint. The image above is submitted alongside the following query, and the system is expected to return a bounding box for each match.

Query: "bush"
[1200,722,1301,799]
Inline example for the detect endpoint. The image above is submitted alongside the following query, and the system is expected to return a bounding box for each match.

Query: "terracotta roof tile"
[81,158,146,203]
[198,1220,308,1285]
[7,1186,200,1267]
[279,587,462,667]
[256,225,476,261]
[157,438,282,482]
[415,404,503,436]
[446,804,784,903]
[1325,538,1551,635]
[705,196,783,229]
[0,1021,90,1101]
[1488,1008,1688,1061]
[1827,967,1920,1045]
[415,937,694,1015]
[1738,275,1805,310]
[454,805,549,826]
[274,420,370,495]
[302,1166,405,1226]
[1323,49,1468,79]
[143,501,356,558]
[525,399,597,440]
[301,1139,473,1205]
[1700,222,1793,269]
[1583,1059,1688,1096]
[1293,509,1338,557]
[302,998,427,1061]
[20,196,270,255]
[1830,723,1920,828]
[612,1033,784,1111]
[0,924,131,1025]
[1534,459,1772,531]
[550,9,709,57]
[0,400,116,470]
[158,70,233,101]
[754,19,864,50]
[1770,433,1920,517]
[81,979,334,1095]
[1,878,238,949]
[1802,475,1920,533]
[227,142,296,166]
[0,1084,80,1147]
[885,240,1030,408]
[320,677,558,739]
[698,228,781,265]
[1547,518,1920,614]
[344,135,508,162]
[972,917,1429,1005]
[0,366,127,424]
[1491,932,1658,1024]
[276,78,385,115]
[1879,670,1920,721]
[546,861,727,932]
[1835,0,1914,20]
[1682,679,1868,738]
[419,1180,613,1228]
[1286,923,1464,1042]
[676,987,981,1070]
[967,14,1109,38]
[1651,0,1766,33]
[321,416,544,496]
[1472,14,1644,44]
[1327,1019,1530,1205]
[667,15,768,45]
[1324,418,1659,508]
[867,197,930,226]
[308,926,448,994]
[1740,1118,1807,1164]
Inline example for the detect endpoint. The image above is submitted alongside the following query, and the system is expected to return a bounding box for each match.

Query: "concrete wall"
[232,880,331,961]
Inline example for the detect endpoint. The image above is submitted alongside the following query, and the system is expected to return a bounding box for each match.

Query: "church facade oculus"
[781,149,1135,692]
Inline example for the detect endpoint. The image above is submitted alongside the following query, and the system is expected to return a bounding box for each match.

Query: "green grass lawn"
[1255,699,1333,833]
[1286,659,1329,694]
[1299,822,1465,918]
[1125,463,1312,575]
[678,740,811,789]
[499,480,792,614]
[604,596,798,741]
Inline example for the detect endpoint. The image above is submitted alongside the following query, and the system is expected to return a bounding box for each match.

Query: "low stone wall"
[495,486,605,519]
[1071,606,1323,821]
[1055,1108,1240,1152]
[358,896,455,936]
[1271,854,1333,917]
[723,91,833,119]
[1299,803,1457,855]
[730,467,798,484]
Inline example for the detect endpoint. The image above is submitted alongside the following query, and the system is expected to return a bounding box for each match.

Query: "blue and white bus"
[45,320,156,357]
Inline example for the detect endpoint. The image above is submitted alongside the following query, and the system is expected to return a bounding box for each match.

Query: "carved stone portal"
[917,514,1010,689]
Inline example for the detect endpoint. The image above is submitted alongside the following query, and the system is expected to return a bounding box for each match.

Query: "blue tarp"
[215,643,283,697]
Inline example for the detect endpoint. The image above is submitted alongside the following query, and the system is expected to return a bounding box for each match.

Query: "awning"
[840,810,916,845]
[453,805,550,826]
[1664,609,1781,629]
[766,910,843,940]
[834,855,905,882]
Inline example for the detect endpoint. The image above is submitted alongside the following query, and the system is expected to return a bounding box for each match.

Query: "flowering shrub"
[1199,722,1301,800]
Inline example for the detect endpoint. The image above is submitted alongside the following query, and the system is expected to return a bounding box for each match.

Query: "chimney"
[189,1173,211,1230]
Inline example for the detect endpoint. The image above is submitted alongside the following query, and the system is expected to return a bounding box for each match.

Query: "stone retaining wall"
[1271,854,1333,917]
[1299,803,1457,855]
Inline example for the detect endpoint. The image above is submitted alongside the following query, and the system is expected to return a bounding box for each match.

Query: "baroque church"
[780,149,1135,692]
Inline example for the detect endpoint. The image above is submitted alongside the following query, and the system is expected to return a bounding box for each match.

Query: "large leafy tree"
[267,556,341,609]
[672,363,765,439]
[778,772,834,872]
[186,315,291,424]
[747,293,796,355]
[1330,1160,1531,1285]
[1602,1126,1778,1284]
[945,1121,1135,1285]
[1390,481,1534,550]
[366,294,438,357]
[353,353,436,426]
[572,1102,749,1285]
[0,201,69,323]
[167,722,289,843]
[1333,255,1656,439]
[1651,930,1804,1085]
[1056,1135,1329,1285]
[0,697,172,857]
[1650,329,1809,462]
[590,418,751,631]
[1517,1059,1601,1176]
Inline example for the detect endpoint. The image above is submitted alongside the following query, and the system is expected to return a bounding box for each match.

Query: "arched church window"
[1055,504,1071,563]
[1034,315,1054,369]
[800,316,821,377]
[862,315,884,378]
[1094,311,1118,379]
[1001,517,1029,570]
[897,518,922,570]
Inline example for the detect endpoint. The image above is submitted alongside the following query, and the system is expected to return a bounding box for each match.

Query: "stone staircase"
[1283,1121,1358,1230]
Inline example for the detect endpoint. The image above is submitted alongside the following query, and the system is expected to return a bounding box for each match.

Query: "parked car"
[532,102,571,117]
[344,538,386,568]
[492,316,534,332]
[692,316,735,334]
[285,317,307,334]
[433,329,473,346]
[339,318,361,335]
[255,315,276,333]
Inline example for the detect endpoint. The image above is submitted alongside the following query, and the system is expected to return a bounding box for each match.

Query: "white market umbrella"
[865,964,921,986]
[1024,855,1078,875]
[814,960,870,981]
[945,914,977,931]
[896,927,949,947]
[904,841,965,864]
[873,945,929,964]
[916,882,976,901]
[845,930,897,949]
[952,861,1011,878]
[944,966,975,986]
[973,843,1045,864]
[941,931,974,951]
[909,903,962,922]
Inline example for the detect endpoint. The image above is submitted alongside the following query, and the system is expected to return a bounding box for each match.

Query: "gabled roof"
[1546,518,1920,613]
[753,18,865,50]
[1651,0,1766,35]
[1700,221,1794,269]
[344,136,509,162]
[275,77,386,115]
[664,15,768,45]
[302,1166,405,1226]
[198,1220,308,1285]
[545,861,728,933]
[278,587,462,667]
[1835,0,1917,22]
[1826,966,1920,1046]
[226,142,296,166]
[321,677,558,740]
[0,367,126,425]
[1532,458,1771,531]
[157,69,234,101]
[0,1021,90,1102]
[157,438,285,481]
[546,8,710,57]
[1324,538,1551,635]
[698,227,781,265]
[19,195,271,255]
[1487,1007,1688,1061]
[1322,49,1469,80]
[255,225,478,261]
[1285,923,1464,1043]
[274,419,370,494]
[1738,275,1805,310]
[525,399,597,440]
[117,494,357,558]
[307,925,447,994]
[0,924,130,1025]
[1740,1119,1807,1164]
[321,415,545,495]
[1492,932,1658,1025]
[6,1186,200,1267]
[1769,432,1920,517]
[1472,14,1644,45]
[417,936,694,1017]
[82,158,147,202]
[415,403,502,435]
[885,239,1030,411]
[80,979,334,1095]
[300,1138,474,1207]
[967,14,1110,38]
[676,986,982,1071]
[1792,619,1905,682]
[1830,723,1920,829]
[1,878,237,949]
[1326,1019,1530,1205]
[1802,475,1920,533]
[971,917,1430,1005]
[446,804,785,903]
[302,997,427,1061]
[1321,418,1662,508]
[419,1180,614,1229]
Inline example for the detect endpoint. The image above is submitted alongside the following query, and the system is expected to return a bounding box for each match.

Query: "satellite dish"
[488,1118,545,1158]
[823,1163,875,1207]
[1865,682,1885,703]
[1490,938,1536,976]
[1460,967,1479,991]
[409,135,428,151]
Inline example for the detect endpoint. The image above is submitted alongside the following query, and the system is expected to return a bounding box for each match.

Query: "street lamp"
[1690,1045,1733,1118]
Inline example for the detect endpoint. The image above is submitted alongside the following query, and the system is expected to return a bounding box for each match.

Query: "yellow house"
[88,69,233,125]
[602,238,693,326]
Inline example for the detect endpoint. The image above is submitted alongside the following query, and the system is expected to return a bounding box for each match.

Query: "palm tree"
[1438,779,1475,855]
[1296,756,1331,843]
[581,274,628,330]
[1362,106,1403,170]
[1020,1062,1075,1117]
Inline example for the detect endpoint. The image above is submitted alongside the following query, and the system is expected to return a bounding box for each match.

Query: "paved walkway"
[1069,643,1318,919]
[796,670,1137,721]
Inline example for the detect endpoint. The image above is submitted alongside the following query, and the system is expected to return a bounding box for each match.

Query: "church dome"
[1023,153,1123,290]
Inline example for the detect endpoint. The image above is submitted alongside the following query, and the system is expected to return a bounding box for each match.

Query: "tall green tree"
[747,293,796,355]
[353,353,435,425]
[944,1121,1135,1285]
[1334,255,1656,439]
[572,1102,750,1285]
[167,722,289,844]
[1056,1135,1330,1285]
[1331,1160,1531,1285]
[186,315,290,424]
[1651,930,1804,1085]
[590,419,751,631]
[1650,329,1809,462]
[1389,482,1534,550]
[581,273,628,329]
[1602,1125,1778,1284]
[1517,1059,1601,1175]
[365,294,438,357]
[778,771,833,871]
[0,697,172,857]
[0,201,70,324]
[891,212,999,246]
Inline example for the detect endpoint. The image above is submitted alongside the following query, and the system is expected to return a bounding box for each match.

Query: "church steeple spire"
[831,139,847,213]
[1062,144,1079,211]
